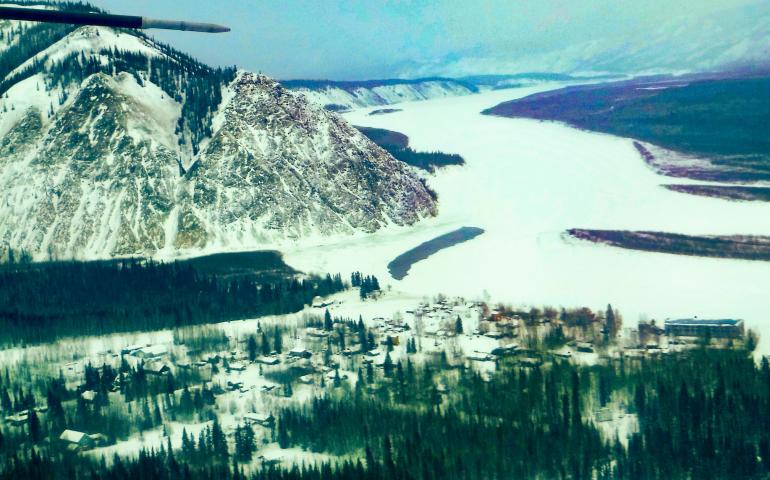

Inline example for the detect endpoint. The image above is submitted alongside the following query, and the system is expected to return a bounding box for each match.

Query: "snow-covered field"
[284,85,770,352]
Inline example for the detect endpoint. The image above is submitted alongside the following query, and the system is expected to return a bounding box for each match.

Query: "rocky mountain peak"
[0,25,437,259]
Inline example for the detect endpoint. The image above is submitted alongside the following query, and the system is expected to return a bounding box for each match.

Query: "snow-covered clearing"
[282,85,770,353]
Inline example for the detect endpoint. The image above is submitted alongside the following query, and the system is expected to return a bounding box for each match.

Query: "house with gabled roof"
[59,429,93,450]
[243,412,275,427]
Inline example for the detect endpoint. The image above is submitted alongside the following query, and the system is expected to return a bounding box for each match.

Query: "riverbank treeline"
[355,126,465,172]
[0,256,346,345]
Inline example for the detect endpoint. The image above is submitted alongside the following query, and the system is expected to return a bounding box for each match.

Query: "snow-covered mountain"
[0,22,436,259]
[282,78,478,111]
[410,1,770,78]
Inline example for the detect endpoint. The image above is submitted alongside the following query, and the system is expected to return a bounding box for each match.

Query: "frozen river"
[284,85,770,350]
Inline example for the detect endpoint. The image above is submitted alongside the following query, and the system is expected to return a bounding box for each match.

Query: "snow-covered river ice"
[284,85,770,351]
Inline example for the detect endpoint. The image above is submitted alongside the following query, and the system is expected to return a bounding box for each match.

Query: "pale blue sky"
[89,0,760,80]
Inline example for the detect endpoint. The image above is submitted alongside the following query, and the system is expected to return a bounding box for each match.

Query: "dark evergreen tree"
[273,328,283,354]
[454,316,464,334]
[27,409,40,443]
[210,419,228,462]
[246,335,258,362]
[260,332,271,356]
[234,423,255,462]
[323,309,333,331]
[383,352,394,377]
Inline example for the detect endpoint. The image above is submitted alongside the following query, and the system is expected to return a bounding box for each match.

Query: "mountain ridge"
[0,17,436,260]
[281,73,602,110]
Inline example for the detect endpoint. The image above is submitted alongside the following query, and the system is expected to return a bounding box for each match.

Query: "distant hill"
[282,73,600,111]
[281,76,478,92]
[484,73,770,182]
[282,77,478,111]
[458,72,621,89]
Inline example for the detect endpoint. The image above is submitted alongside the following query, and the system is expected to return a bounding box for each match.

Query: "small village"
[0,286,751,468]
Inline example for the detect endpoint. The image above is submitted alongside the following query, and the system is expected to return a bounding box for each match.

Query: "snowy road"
[283,85,770,349]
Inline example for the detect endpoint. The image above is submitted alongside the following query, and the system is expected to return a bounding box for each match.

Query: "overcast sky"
[89,0,760,80]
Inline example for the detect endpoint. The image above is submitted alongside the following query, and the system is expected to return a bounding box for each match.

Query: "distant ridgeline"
[0,252,347,344]
[0,1,236,154]
[281,77,479,93]
[282,77,478,112]
[282,73,618,111]
[281,73,600,94]
[483,74,770,183]
[356,126,465,173]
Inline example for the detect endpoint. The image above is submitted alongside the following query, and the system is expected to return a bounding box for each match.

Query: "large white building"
[664,319,744,338]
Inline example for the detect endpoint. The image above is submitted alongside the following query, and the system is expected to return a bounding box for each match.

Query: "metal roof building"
[664,319,744,338]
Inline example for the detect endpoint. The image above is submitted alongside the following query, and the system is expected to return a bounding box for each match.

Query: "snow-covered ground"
[283,85,770,353]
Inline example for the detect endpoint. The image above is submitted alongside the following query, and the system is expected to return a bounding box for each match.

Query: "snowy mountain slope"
[1,70,183,257]
[283,78,478,110]
[9,23,161,77]
[0,24,436,259]
[179,72,437,248]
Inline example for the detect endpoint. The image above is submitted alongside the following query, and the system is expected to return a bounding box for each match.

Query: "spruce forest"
[3,347,770,479]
